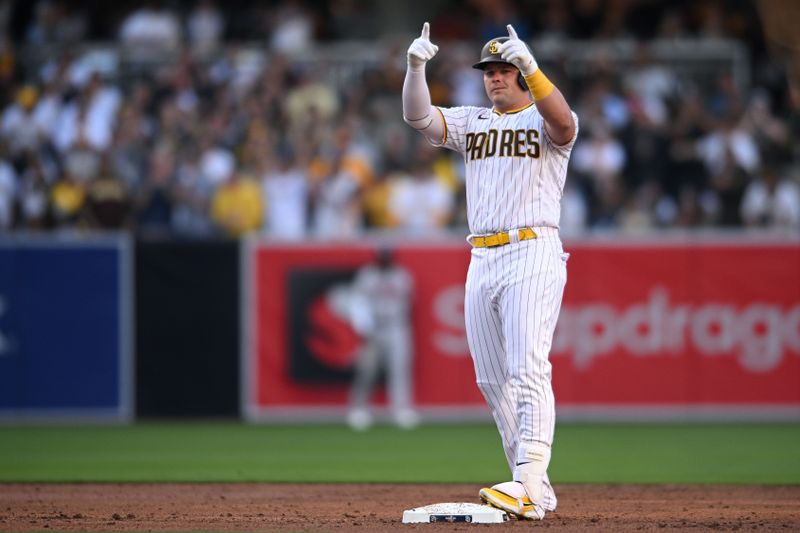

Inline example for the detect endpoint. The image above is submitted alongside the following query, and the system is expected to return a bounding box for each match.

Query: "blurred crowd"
[0,0,798,238]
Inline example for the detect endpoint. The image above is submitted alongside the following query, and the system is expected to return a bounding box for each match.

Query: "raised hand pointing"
[407,22,439,70]
[498,24,538,76]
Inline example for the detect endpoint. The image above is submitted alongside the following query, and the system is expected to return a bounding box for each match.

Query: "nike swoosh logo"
[478,114,489,120]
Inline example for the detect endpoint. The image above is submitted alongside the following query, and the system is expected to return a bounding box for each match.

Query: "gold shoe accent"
[479,487,545,520]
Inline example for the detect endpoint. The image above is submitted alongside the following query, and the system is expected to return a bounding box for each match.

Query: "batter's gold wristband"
[524,70,555,101]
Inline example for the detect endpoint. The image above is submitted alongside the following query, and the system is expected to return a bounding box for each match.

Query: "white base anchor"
[402,502,509,524]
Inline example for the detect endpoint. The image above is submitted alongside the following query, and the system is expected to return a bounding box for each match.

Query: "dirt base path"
[1,483,798,532]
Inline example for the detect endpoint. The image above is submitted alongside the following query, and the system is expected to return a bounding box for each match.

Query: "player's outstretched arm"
[535,87,575,146]
[402,22,445,143]
[499,24,575,146]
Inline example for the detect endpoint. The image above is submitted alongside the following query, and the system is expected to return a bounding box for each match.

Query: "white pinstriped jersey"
[434,103,579,234]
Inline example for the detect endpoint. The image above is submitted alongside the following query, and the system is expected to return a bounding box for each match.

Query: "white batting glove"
[497,24,538,76]
[407,22,439,71]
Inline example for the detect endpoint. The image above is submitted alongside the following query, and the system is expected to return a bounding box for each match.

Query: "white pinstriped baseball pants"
[464,228,567,511]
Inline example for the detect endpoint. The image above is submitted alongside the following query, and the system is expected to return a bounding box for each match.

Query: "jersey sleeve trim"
[437,106,447,145]
[426,106,448,147]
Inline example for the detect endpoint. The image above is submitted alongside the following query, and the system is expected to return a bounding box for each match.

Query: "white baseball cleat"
[479,481,545,520]
[346,408,373,431]
[393,409,420,430]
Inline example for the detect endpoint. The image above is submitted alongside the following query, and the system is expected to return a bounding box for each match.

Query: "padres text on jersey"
[465,129,540,161]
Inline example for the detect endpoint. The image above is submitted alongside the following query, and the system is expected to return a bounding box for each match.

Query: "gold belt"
[470,228,538,248]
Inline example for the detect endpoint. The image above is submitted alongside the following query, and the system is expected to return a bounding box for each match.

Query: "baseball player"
[402,23,578,520]
[347,247,417,430]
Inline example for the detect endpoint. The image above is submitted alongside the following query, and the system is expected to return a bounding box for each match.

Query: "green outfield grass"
[0,423,798,484]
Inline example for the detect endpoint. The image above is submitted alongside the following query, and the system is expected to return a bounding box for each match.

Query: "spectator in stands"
[361,171,394,230]
[210,162,262,237]
[266,0,315,54]
[83,157,131,230]
[134,143,176,235]
[592,175,626,228]
[618,180,661,232]
[621,85,671,192]
[49,155,87,229]
[665,89,710,199]
[710,147,753,227]
[559,180,589,236]
[622,43,676,128]
[674,185,703,227]
[707,72,744,121]
[260,144,309,240]
[696,111,760,178]
[448,47,488,107]
[171,146,216,236]
[741,90,790,164]
[30,77,63,144]
[309,123,374,239]
[572,121,627,194]
[0,84,40,156]
[187,0,225,60]
[52,73,120,154]
[387,151,453,234]
[109,100,150,192]
[119,1,182,62]
[578,75,629,133]
[284,66,339,142]
[199,134,237,189]
[0,33,14,93]
[379,125,413,178]
[740,164,800,229]
[16,151,51,230]
[25,0,54,45]
[25,0,87,48]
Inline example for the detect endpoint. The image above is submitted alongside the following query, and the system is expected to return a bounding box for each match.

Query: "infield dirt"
[1,483,798,532]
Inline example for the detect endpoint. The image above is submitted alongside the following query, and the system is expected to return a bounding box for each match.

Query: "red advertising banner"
[244,239,800,420]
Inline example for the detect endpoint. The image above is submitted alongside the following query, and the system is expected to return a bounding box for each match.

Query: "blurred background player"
[347,247,417,430]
